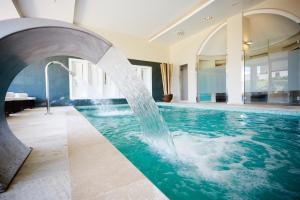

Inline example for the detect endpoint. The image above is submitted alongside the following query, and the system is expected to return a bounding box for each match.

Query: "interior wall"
[170,25,217,102]
[8,57,165,106]
[201,26,227,56]
[76,25,170,63]
[8,56,70,106]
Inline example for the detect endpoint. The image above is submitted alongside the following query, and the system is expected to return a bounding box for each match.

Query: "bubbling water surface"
[77,105,300,200]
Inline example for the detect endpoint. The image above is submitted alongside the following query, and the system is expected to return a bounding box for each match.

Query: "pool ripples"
[77,105,300,200]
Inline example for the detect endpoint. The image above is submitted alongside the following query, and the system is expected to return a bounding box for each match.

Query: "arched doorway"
[243,12,300,105]
[196,24,227,103]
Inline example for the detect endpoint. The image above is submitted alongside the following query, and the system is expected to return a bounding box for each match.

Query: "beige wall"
[169,26,217,102]
[77,24,170,63]
[169,0,300,103]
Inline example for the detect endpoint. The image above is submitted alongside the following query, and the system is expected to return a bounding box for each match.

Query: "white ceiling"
[156,0,265,44]
[4,0,269,45]
[0,0,19,20]
[13,0,76,23]
[74,0,265,44]
[74,0,202,38]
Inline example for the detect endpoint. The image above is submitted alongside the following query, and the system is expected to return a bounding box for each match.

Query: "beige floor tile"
[0,107,168,200]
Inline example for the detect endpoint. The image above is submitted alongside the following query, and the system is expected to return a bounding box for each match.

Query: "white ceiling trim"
[148,0,215,42]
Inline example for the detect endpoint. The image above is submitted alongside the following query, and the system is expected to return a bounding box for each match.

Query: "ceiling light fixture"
[244,41,253,45]
[148,0,215,42]
[177,31,185,37]
[203,16,213,21]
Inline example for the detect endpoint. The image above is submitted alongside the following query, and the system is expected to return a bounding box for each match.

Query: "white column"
[188,62,197,102]
[226,13,244,104]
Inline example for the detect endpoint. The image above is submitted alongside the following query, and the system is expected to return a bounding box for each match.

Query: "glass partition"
[197,57,226,102]
[244,33,300,105]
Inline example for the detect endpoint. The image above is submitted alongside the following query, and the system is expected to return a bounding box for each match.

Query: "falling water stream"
[95,47,175,154]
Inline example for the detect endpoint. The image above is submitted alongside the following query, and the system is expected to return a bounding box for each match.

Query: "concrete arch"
[0,18,112,192]
[197,8,300,56]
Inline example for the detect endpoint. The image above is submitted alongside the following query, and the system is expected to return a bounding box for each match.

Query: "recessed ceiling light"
[148,0,215,42]
[177,31,185,37]
[203,16,214,21]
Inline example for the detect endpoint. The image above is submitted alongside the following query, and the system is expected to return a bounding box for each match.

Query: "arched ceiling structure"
[198,12,300,56]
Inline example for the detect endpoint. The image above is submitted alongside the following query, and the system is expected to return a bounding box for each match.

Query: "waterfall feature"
[97,47,175,154]
[0,18,178,192]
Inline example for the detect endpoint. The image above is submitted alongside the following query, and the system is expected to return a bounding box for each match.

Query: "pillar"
[226,13,244,104]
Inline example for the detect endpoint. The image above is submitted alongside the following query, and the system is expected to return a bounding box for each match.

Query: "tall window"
[244,41,300,104]
[69,58,152,99]
[243,13,300,105]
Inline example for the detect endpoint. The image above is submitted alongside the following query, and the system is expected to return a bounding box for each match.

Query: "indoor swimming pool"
[77,104,300,200]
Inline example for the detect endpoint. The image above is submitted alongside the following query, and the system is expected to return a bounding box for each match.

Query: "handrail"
[44,61,75,114]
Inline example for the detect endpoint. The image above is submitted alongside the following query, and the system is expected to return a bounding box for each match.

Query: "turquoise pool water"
[77,105,300,200]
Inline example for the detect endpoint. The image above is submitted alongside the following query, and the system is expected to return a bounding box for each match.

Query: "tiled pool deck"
[0,107,167,200]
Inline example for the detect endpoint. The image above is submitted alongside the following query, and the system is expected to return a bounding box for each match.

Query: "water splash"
[73,76,102,99]
[97,46,175,154]
[73,77,132,116]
